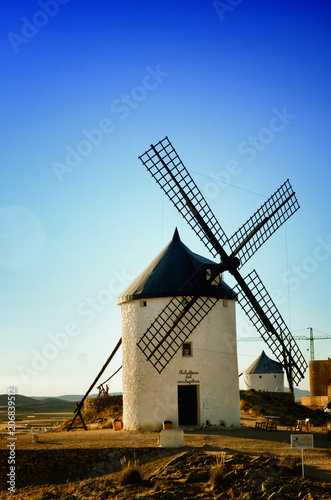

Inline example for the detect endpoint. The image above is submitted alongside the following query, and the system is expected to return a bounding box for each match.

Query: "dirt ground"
[3,414,330,483]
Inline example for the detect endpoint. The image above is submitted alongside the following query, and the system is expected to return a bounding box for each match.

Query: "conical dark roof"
[244,350,283,374]
[118,229,236,304]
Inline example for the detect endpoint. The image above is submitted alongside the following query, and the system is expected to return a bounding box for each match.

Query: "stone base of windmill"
[159,429,185,448]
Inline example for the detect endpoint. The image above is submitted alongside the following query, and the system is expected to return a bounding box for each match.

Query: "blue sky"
[1,0,331,397]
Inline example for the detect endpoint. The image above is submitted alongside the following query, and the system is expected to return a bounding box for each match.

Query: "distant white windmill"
[243,351,284,392]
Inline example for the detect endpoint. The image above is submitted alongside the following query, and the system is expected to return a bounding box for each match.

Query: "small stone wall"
[84,394,123,412]
[0,446,152,491]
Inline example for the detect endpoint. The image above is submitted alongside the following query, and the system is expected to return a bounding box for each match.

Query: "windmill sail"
[137,260,223,372]
[139,136,229,259]
[228,180,300,267]
[137,293,218,373]
[138,137,307,391]
[233,269,307,385]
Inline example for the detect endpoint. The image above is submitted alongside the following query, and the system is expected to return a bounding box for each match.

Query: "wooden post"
[67,338,122,431]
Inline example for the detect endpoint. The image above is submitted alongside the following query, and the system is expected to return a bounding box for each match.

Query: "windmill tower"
[118,228,240,430]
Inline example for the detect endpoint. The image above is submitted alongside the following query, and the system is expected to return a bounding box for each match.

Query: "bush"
[120,465,143,486]
[210,452,227,490]
[120,456,143,486]
[210,463,227,490]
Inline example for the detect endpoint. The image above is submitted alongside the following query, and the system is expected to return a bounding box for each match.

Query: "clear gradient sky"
[1,0,331,397]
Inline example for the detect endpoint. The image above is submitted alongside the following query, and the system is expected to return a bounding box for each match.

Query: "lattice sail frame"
[138,137,306,384]
[139,136,228,258]
[137,295,217,373]
[229,180,300,267]
[234,270,308,384]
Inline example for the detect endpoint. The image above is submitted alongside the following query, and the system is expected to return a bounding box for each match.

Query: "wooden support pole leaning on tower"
[67,337,122,431]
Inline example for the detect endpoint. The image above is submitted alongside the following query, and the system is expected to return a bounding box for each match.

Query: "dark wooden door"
[178,385,198,425]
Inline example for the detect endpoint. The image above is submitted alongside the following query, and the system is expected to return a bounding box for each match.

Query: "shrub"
[210,452,227,490]
[120,456,143,486]
[120,465,143,486]
[210,464,227,490]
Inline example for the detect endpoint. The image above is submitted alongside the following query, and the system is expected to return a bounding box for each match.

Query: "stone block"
[159,429,184,448]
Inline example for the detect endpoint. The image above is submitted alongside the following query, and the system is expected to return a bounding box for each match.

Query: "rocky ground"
[1,397,330,499]
[1,446,330,499]
[1,415,330,499]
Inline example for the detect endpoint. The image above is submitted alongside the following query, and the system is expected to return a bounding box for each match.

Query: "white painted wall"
[243,372,284,392]
[121,296,241,430]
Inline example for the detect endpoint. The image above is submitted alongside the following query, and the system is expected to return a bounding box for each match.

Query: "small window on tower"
[259,375,262,378]
[223,300,228,308]
[140,300,147,307]
[182,342,192,357]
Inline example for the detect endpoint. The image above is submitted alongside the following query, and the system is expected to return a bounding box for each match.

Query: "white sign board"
[290,434,314,477]
[203,398,210,409]
[291,434,314,449]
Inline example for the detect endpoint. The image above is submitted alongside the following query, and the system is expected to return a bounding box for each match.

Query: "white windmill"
[67,137,307,432]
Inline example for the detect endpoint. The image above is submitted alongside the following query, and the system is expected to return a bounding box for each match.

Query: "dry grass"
[119,456,143,486]
[240,390,328,426]
[210,451,227,490]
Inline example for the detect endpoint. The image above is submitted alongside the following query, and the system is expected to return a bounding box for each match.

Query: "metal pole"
[308,327,314,361]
